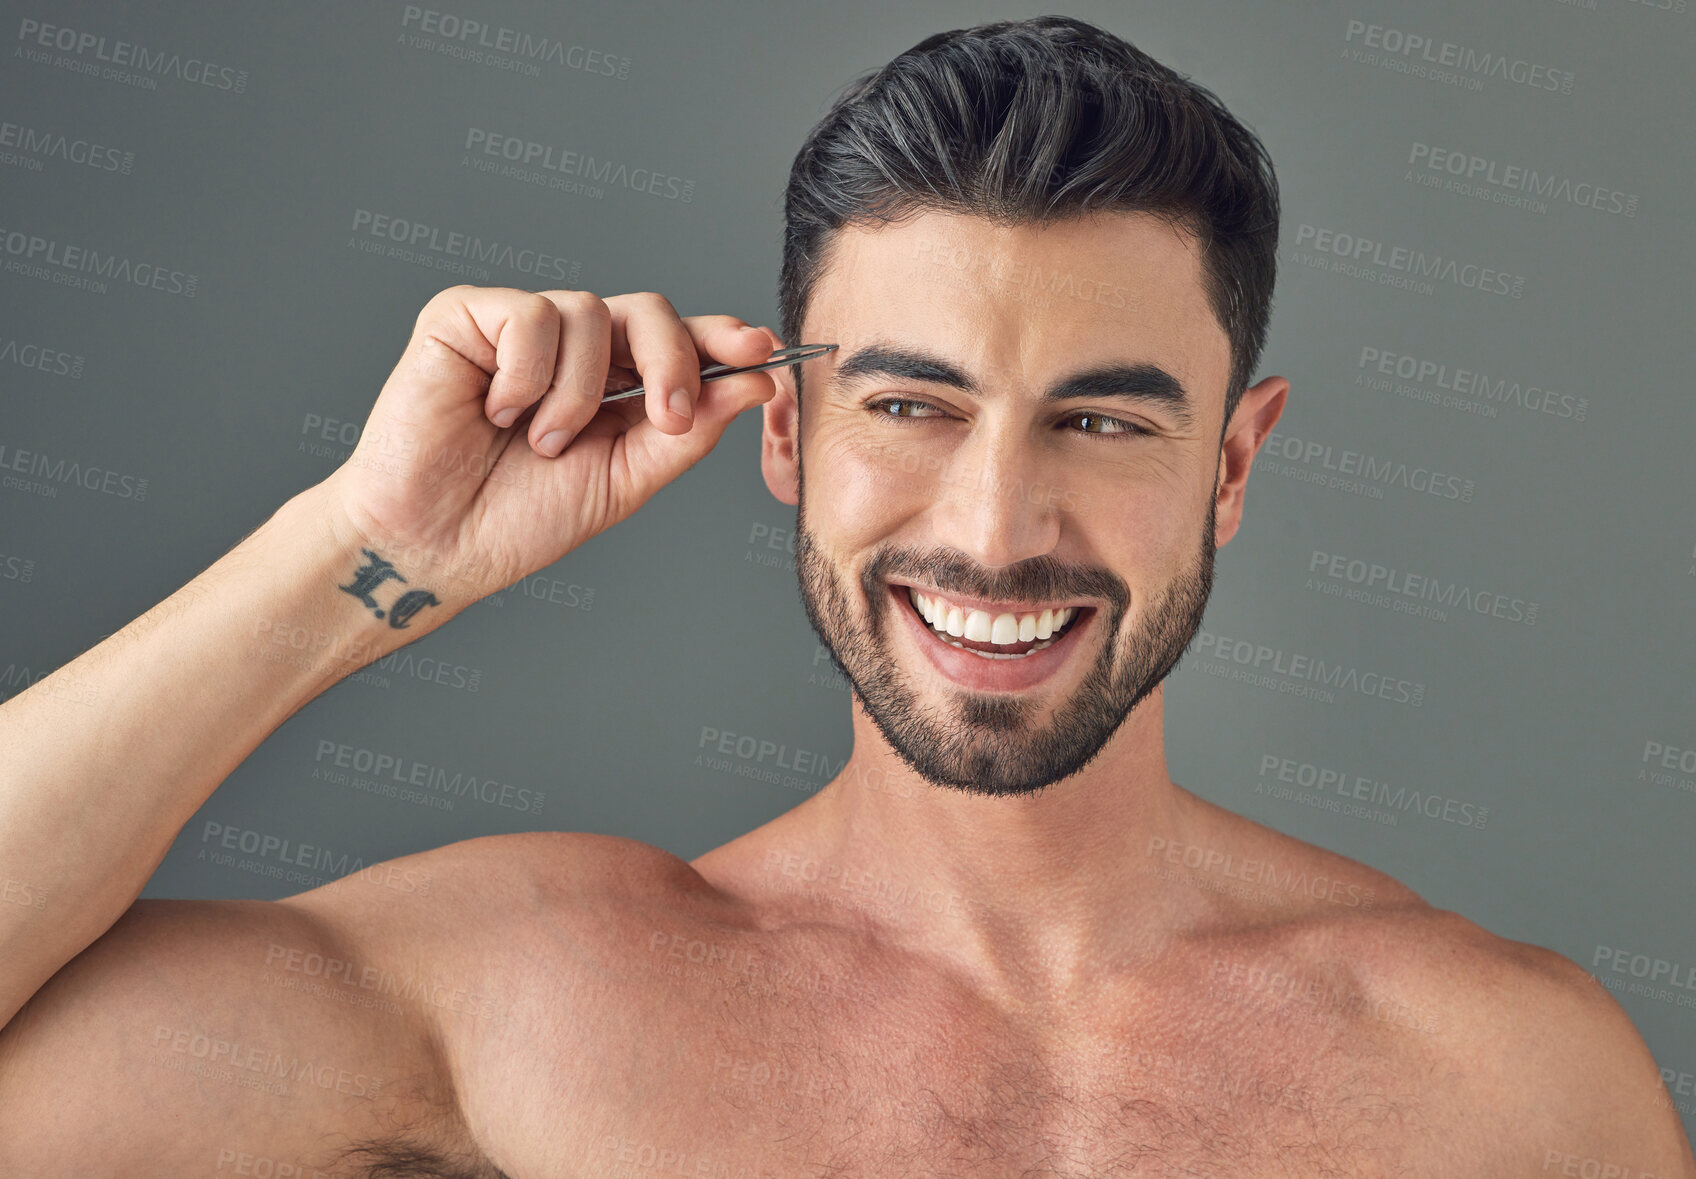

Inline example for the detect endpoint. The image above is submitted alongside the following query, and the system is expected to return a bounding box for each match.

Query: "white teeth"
[908,587,1078,651]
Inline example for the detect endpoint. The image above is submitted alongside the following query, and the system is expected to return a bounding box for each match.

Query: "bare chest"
[464,926,1474,1178]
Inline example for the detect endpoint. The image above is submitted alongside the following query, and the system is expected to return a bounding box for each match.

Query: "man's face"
[764,209,1236,798]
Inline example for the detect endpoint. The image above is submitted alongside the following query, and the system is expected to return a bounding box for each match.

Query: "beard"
[791,459,1216,799]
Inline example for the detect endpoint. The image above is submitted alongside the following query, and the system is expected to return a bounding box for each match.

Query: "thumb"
[608,366,776,511]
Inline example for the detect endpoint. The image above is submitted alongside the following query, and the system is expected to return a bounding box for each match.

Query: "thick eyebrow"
[832,343,1196,429]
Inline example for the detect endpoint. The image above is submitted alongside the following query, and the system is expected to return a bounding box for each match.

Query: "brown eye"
[868,397,945,420]
[1071,412,1148,438]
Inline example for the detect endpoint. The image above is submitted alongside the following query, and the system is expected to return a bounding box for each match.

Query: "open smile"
[886,582,1096,693]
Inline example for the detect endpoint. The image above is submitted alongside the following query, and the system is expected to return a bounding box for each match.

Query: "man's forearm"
[0,482,459,1028]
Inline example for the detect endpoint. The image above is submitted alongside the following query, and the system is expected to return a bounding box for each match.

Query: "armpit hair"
[329,1134,512,1179]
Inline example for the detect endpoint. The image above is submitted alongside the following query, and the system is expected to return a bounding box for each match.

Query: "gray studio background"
[3,0,1693,1134]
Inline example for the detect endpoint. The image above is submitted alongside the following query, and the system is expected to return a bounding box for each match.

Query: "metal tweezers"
[601,343,838,402]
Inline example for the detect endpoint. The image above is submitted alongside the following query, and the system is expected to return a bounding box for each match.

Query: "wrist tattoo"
[339,548,442,630]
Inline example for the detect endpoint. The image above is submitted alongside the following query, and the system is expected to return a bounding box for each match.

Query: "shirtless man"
[2,15,1690,1178]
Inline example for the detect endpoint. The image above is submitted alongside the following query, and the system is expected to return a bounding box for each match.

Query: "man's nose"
[927,426,1065,568]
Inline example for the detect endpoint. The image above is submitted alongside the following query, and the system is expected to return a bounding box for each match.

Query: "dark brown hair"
[778,14,1280,429]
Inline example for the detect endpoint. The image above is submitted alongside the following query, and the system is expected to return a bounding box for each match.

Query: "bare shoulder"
[0,829,708,1178]
[1229,840,1695,1174]
[277,828,730,1040]
[288,831,739,1173]
[1181,800,1694,1172]
[287,829,710,922]
[1363,905,1694,1172]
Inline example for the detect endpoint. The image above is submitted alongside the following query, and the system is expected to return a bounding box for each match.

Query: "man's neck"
[698,685,1205,1006]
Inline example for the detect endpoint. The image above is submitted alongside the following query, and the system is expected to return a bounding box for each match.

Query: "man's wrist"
[300,477,494,615]
[239,484,465,691]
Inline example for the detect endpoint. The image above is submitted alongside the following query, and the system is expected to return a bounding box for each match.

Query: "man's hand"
[318,285,782,605]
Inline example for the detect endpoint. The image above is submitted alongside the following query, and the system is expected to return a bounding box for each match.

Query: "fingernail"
[537,429,570,457]
[668,388,693,421]
[492,406,520,428]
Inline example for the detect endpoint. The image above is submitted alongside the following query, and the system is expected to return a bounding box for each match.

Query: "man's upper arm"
[0,861,472,1176]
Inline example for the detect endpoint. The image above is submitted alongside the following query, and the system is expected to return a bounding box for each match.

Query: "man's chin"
[874,720,1099,799]
[846,640,1130,799]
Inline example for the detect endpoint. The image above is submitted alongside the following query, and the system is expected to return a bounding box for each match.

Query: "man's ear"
[761,342,800,507]
[1214,374,1289,549]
